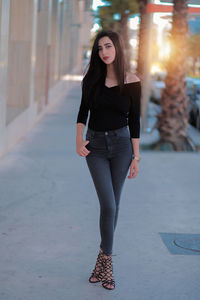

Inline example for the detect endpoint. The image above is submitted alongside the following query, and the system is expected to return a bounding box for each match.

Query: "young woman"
[76,30,141,290]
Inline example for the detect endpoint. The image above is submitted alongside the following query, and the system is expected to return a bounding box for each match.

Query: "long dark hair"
[82,30,127,108]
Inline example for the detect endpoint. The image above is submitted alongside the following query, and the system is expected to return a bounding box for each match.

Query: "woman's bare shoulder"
[126,72,140,83]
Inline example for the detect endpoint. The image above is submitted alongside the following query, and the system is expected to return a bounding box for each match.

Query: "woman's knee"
[101,204,116,218]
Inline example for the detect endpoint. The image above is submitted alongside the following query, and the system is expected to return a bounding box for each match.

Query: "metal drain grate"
[159,233,200,255]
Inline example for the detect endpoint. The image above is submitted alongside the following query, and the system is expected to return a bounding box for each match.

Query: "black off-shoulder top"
[76,81,141,138]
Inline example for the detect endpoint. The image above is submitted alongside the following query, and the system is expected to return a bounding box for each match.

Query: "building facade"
[0,0,93,157]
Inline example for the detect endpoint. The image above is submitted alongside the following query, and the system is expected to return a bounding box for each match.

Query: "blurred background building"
[0,0,93,157]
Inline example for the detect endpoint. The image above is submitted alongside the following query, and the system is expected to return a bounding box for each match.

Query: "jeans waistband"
[86,126,129,137]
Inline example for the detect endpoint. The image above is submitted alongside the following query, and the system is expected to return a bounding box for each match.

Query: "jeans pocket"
[115,132,130,140]
[86,132,92,140]
[115,127,130,139]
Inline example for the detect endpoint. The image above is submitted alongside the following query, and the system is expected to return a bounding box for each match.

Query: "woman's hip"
[85,126,133,158]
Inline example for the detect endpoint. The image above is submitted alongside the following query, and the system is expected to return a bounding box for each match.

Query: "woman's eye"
[98,45,111,51]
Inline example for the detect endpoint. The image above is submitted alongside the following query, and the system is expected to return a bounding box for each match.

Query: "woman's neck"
[106,64,117,80]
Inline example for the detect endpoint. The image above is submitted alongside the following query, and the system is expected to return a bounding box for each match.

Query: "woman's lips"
[103,56,109,60]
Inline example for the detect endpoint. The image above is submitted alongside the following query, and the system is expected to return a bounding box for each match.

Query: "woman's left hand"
[128,159,139,179]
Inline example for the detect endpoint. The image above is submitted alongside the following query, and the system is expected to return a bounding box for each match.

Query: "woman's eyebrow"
[98,43,112,48]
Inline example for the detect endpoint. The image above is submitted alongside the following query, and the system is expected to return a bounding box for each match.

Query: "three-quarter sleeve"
[128,81,141,138]
[76,88,89,125]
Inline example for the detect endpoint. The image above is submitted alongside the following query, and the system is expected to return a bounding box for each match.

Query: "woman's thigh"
[109,128,133,203]
[110,150,132,204]
[85,154,116,213]
[85,126,133,206]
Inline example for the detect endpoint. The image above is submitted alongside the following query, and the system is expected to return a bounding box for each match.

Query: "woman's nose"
[102,48,107,55]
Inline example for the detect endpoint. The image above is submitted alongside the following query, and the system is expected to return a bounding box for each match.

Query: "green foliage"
[97,0,139,30]
[103,0,138,14]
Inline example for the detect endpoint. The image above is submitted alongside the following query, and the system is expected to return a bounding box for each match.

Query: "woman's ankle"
[102,253,112,259]
[100,247,112,257]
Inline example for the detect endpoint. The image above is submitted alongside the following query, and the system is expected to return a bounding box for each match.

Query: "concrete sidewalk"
[0,81,200,300]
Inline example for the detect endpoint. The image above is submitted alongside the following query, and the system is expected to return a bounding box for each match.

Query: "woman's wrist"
[76,135,83,142]
[132,155,140,161]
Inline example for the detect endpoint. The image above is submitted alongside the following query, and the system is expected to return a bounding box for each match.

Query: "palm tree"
[155,0,196,151]
[136,0,148,81]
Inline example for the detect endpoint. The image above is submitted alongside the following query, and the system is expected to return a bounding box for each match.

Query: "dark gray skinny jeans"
[85,125,133,255]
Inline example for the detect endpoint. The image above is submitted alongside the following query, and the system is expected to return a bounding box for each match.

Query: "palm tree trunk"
[136,0,148,81]
[120,13,131,71]
[155,0,196,151]
[136,0,152,131]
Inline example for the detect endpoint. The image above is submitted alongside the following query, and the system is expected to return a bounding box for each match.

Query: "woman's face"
[98,36,116,65]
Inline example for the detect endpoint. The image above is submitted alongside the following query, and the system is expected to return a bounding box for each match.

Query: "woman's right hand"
[76,139,91,157]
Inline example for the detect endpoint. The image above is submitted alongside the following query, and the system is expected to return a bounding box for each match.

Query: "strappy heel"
[89,248,104,283]
[101,254,115,290]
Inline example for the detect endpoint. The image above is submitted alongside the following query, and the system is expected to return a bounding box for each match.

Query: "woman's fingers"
[128,168,135,178]
[82,149,90,156]
[77,140,91,156]
[80,143,90,156]
[80,149,89,156]
[128,170,137,179]
[128,163,139,179]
